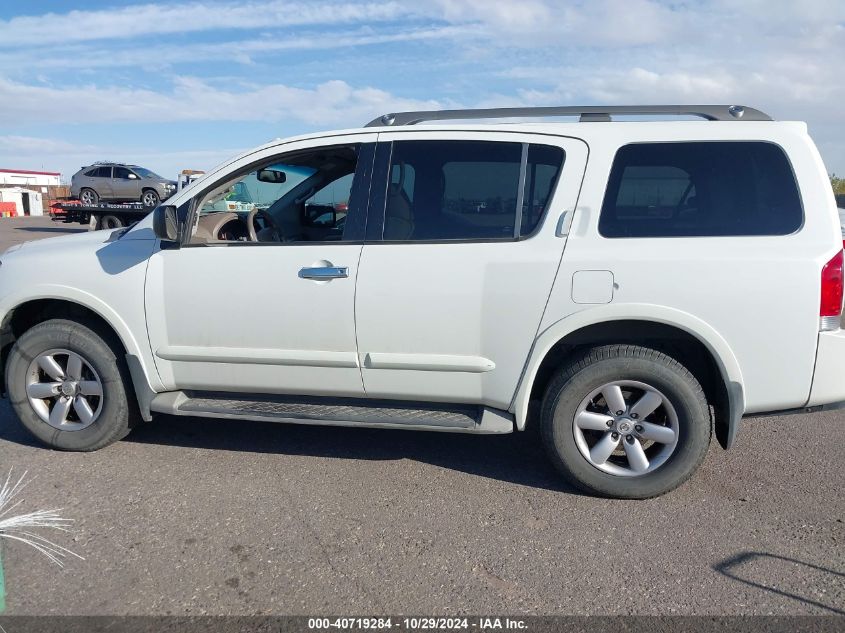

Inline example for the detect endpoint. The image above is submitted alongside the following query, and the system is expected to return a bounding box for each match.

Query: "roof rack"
[365,105,772,127]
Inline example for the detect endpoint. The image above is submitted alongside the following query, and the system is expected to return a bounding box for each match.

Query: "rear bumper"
[806,328,845,407]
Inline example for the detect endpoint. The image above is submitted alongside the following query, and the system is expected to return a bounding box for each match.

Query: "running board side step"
[149,391,514,434]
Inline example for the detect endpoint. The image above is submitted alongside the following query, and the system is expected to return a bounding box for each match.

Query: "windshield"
[200,164,317,215]
[133,167,164,180]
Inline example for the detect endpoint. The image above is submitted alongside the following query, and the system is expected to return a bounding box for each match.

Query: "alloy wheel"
[25,349,104,431]
[142,191,159,207]
[572,380,679,477]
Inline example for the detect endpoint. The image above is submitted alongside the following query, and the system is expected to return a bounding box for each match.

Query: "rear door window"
[382,140,564,241]
[599,142,803,237]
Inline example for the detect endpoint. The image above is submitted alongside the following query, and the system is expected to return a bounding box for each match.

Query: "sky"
[0,0,842,182]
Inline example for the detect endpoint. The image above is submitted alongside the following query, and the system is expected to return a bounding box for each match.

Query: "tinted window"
[599,142,802,238]
[390,162,415,202]
[114,166,133,179]
[85,167,110,177]
[383,140,564,241]
[521,145,565,236]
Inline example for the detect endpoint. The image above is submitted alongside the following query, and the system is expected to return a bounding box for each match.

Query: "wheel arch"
[511,305,745,449]
[0,293,158,418]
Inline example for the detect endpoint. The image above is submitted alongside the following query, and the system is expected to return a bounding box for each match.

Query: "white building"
[0,169,63,216]
[0,168,62,187]
[0,187,43,216]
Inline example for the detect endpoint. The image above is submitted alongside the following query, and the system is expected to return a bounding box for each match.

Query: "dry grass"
[0,469,83,567]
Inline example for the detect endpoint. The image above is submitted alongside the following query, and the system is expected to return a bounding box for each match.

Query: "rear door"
[92,166,114,199]
[354,131,587,409]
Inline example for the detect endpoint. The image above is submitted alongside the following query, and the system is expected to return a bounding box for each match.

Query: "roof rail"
[365,105,772,127]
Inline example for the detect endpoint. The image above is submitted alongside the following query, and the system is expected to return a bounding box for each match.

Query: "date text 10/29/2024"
[308,617,528,630]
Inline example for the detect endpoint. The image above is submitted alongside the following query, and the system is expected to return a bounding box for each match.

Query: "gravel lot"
[0,216,843,616]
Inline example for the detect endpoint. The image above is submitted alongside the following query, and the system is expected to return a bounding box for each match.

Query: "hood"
[2,228,125,258]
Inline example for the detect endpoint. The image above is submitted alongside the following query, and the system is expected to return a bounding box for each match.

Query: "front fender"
[0,284,163,394]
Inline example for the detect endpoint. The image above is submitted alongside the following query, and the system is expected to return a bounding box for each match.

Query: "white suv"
[2,105,843,499]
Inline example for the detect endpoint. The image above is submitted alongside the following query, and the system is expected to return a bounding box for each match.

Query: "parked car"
[70,162,176,207]
[2,104,844,499]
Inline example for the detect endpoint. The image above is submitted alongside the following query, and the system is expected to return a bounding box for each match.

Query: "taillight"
[820,250,843,331]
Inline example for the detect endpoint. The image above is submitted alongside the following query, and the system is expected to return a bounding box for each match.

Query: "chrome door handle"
[298,266,349,280]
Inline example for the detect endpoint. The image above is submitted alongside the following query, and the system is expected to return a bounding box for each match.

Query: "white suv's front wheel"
[541,345,711,499]
[6,319,138,451]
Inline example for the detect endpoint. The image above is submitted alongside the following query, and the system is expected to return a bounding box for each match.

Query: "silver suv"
[70,162,176,207]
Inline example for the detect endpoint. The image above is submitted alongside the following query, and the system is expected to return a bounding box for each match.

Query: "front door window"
[193,145,362,244]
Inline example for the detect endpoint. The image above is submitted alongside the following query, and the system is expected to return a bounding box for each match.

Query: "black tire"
[141,189,160,208]
[5,319,139,451]
[79,188,99,205]
[100,215,124,229]
[540,344,711,499]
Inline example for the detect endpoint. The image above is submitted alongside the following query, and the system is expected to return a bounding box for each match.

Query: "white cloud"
[0,25,478,71]
[428,0,682,47]
[0,135,99,157]
[0,1,415,47]
[0,76,445,127]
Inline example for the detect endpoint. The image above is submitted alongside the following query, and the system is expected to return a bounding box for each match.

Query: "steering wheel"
[246,208,281,242]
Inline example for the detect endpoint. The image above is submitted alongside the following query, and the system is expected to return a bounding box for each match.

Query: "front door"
[144,135,376,397]
[355,131,587,409]
[112,166,139,201]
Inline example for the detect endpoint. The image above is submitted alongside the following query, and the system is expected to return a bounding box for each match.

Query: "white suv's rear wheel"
[541,345,711,499]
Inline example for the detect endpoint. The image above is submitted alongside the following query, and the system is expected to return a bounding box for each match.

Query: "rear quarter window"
[598,142,803,238]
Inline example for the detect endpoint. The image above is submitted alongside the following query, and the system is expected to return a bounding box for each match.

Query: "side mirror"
[302,204,337,227]
[152,205,180,244]
[257,168,287,184]
[128,173,139,180]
